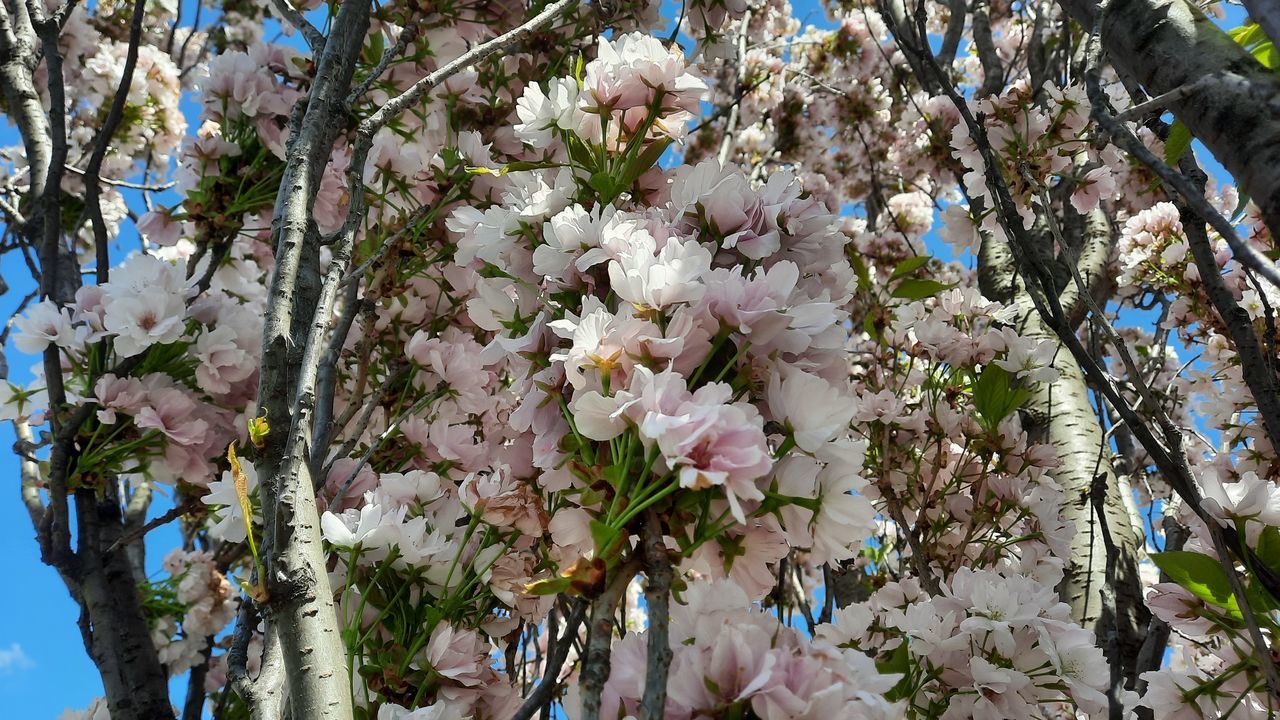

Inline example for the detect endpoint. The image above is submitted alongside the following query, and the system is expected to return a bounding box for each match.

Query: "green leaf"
[366,30,385,63]
[587,172,616,197]
[889,254,932,281]
[1164,121,1193,165]
[1232,192,1253,222]
[1150,551,1241,617]
[1253,41,1279,70]
[862,314,880,343]
[602,464,627,488]
[876,642,909,675]
[589,519,619,554]
[1229,22,1278,69]
[972,364,1030,431]
[1256,526,1280,571]
[565,136,597,171]
[502,160,559,173]
[850,253,872,292]
[524,575,573,596]
[890,278,954,300]
[619,137,672,190]
[876,643,914,702]
[1230,22,1267,47]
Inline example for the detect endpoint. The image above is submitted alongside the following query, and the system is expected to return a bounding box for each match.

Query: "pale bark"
[879,3,1154,681]
[979,215,1149,686]
[251,0,371,713]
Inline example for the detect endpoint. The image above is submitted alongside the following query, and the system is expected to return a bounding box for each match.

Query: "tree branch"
[79,0,146,285]
[270,0,325,54]
[580,558,640,720]
[510,601,588,720]
[638,517,673,720]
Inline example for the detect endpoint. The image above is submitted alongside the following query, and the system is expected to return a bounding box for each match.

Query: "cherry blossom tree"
[4,0,1280,718]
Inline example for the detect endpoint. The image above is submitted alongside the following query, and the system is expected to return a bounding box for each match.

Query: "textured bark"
[829,561,873,608]
[638,520,673,720]
[1025,315,1149,684]
[1243,0,1280,49]
[0,4,175,717]
[251,0,371,716]
[1056,0,1280,234]
[74,489,174,719]
[579,565,636,720]
[511,603,587,720]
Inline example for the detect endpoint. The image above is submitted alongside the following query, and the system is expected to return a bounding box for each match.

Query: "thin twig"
[106,498,200,554]
[269,0,326,53]
[63,164,177,192]
[510,601,588,720]
[346,19,421,105]
[1112,77,1212,122]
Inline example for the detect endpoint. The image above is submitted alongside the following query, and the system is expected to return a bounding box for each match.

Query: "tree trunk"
[248,0,371,716]
[1056,0,1280,234]
[978,222,1150,686]
[75,489,174,719]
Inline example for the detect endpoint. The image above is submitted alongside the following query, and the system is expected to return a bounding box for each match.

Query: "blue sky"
[0,0,1252,717]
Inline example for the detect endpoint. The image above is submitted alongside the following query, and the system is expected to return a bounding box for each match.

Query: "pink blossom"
[639,381,772,522]
[1069,166,1116,213]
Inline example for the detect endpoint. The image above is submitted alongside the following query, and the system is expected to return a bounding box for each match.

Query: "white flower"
[766,364,856,452]
[1201,470,1280,532]
[202,460,259,543]
[321,503,393,548]
[938,204,980,254]
[608,235,711,309]
[0,380,45,422]
[993,328,1060,384]
[514,77,580,149]
[376,701,463,720]
[1070,166,1116,214]
[12,300,77,354]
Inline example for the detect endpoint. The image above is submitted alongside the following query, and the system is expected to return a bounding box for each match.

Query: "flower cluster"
[16,1,1280,718]
[824,569,1109,717]
[148,549,239,675]
[583,579,904,718]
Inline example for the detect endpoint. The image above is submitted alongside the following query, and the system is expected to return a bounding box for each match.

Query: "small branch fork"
[510,601,588,720]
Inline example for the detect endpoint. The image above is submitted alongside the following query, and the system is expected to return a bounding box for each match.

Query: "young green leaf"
[1150,550,1241,617]
[891,278,954,300]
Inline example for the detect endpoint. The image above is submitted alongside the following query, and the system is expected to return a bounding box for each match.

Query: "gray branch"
[638,518,673,720]
[270,0,325,54]
[1241,0,1280,56]
[79,0,146,285]
[1179,183,1280,456]
[510,602,588,720]
[1055,0,1280,236]
[580,559,639,720]
[251,0,372,715]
